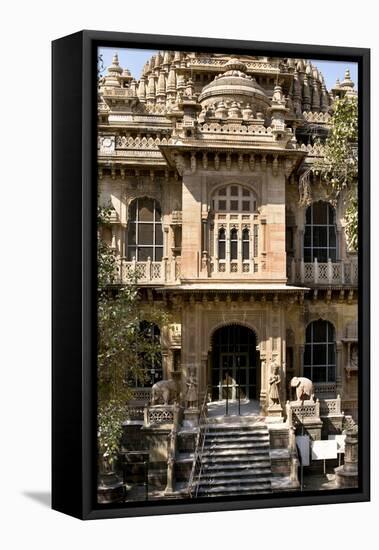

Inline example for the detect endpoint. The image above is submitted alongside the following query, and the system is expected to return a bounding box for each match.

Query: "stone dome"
[198,58,270,112]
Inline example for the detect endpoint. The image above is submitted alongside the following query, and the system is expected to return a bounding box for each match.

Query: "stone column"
[181,173,202,279]
[162,350,170,379]
[298,345,304,377]
[200,353,208,403]
[336,342,343,397]
[259,355,267,414]
[335,429,358,488]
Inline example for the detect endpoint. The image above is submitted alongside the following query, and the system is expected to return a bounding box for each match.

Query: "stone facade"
[98,52,358,427]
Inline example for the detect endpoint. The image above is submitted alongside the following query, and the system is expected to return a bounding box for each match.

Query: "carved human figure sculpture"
[290,376,314,402]
[185,372,198,409]
[269,363,281,405]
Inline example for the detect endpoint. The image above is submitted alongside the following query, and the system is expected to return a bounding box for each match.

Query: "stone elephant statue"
[151,379,178,405]
[290,376,315,402]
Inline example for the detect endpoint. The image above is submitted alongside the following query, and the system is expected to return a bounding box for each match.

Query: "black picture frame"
[52,30,370,520]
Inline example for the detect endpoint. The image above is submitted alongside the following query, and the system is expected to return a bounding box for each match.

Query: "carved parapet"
[144,405,175,427]
[320,395,342,416]
[130,388,152,403]
[288,399,323,440]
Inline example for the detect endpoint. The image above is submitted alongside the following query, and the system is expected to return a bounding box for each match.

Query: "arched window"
[211,184,258,272]
[218,227,226,259]
[304,201,337,262]
[303,320,336,383]
[212,184,257,213]
[230,228,238,260]
[127,197,163,261]
[242,228,250,260]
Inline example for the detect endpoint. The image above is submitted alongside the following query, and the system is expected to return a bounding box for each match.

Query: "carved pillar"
[337,228,343,260]
[259,355,267,414]
[298,229,304,260]
[163,226,170,259]
[226,228,231,274]
[200,353,208,402]
[336,341,343,397]
[237,230,242,272]
[201,218,208,254]
[298,345,304,377]
[162,350,170,379]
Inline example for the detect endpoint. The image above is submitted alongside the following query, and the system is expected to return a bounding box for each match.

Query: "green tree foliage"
[97,284,168,406]
[97,204,118,288]
[97,204,169,468]
[316,95,358,250]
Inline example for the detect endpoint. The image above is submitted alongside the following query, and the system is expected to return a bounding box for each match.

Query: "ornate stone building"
[98,51,358,497]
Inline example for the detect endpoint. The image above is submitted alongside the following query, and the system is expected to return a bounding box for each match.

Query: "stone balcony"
[287,258,358,287]
[118,257,181,285]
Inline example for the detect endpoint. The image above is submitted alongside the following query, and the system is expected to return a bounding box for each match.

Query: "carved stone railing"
[118,257,182,285]
[287,258,358,286]
[210,258,259,277]
[126,405,145,421]
[144,405,175,427]
[286,399,320,427]
[302,112,331,124]
[320,395,342,416]
[101,87,137,98]
[199,122,274,136]
[130,388,152,403]
[115,135,171,150]
[126,388,152,421]
[298,142,326,157]
[189,57,280,73]
[286,395,343,428]
[121,258,165,284]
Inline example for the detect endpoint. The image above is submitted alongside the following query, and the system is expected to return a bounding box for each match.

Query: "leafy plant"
[314,95,358,250]
[98,400,125,473]
[96,205,169,471]
[97,204,118,289]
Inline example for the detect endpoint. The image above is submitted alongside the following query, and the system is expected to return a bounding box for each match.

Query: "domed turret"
[103,53,123,88]
[198,58,270,113]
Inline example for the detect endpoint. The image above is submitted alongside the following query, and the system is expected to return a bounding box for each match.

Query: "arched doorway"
[211,324,259,402]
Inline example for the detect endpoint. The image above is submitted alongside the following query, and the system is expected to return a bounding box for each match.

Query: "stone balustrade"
[130,388,152,402]
[144,405,175,427]
[286,395,342,428]
[118,257,181,285]
[287,258,358,286]
[319,395,342,416]
[286,400,321,427]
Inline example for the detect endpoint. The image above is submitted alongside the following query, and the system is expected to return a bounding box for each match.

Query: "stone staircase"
[196,423,273,497]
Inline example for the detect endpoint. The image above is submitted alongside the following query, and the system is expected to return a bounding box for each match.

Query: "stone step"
[199,476,272,486]
[197,483,271,495]
[203,459,271,474]
[202,447,269,458]
[201,468,272,479]
[202,453,270,464]
[206,424,268,432]
[204,441,270,451]
[194,420,273,497]
[204,434,270,442]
